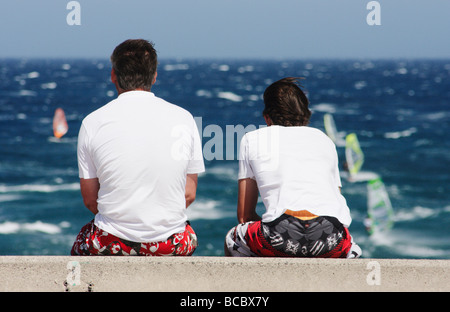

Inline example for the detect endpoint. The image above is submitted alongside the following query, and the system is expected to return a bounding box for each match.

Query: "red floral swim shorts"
[71,220,198,256]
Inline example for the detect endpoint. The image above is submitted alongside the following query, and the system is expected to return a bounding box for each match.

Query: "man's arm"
[237,178,261,223]
[80,178,100,215]
[185,174,198,208]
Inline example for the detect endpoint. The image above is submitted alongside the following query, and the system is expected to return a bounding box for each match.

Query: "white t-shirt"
[77,91,205,242]
[238,125,352,227]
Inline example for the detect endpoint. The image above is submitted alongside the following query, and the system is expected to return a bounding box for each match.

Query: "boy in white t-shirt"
[225,77,361,258]
[71,39,205,256]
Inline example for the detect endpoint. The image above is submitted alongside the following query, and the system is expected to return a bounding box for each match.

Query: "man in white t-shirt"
[225,77,361,258]
[71,39,205,256]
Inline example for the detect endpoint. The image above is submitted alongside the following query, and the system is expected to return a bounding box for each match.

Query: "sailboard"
[324,113,345,146]
[53,108,68,139]
[365,177,395,235]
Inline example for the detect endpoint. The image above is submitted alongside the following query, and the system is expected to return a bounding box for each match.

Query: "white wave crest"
[217,91,243,102]
[384,127,417,139]
[0,194,23,202]
[41,82,57,89]
[367,228,450,258]
[0,221,70,235]
[0,183,80,193]
[311,103,336,113]
[163,64,189,71]
[394,206,439,222]
[186,199,234,220]
[205,165,238,181]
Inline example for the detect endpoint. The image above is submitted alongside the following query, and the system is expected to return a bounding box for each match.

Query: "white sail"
[366,177,395,235]
[323,113,345,146]
[345,133,364,177]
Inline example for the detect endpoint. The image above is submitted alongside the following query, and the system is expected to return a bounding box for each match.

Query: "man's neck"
[117,88,150,95]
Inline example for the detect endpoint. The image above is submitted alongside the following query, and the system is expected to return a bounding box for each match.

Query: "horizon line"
[1,56,449,61]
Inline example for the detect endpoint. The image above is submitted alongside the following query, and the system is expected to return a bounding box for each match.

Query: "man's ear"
[152,71,158,85]
[111,68,117,84]
[263,114,273,126]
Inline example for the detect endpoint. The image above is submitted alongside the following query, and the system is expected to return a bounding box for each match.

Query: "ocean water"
[0,58,449,259]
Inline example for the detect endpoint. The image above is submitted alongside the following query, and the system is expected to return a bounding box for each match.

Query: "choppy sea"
[0,58,449,258]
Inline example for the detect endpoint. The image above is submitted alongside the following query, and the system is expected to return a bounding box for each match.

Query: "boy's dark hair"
[110,39,158,91]
[263,77,311,127]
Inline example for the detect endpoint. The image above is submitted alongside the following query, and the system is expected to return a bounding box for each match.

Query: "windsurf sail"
[345,133,364,177]
[323,113,345,146]
[324,113,338,142]
[366,177,395,235]
[53,108,68,139]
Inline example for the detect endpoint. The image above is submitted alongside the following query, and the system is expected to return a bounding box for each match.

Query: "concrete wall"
[0,256,448,292]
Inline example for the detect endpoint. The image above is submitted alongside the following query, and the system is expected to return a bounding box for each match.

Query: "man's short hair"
[263,77,311,127]
[110,39,158,91]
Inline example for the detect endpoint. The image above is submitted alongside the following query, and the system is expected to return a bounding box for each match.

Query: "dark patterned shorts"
[71,219,198,256]
[225,214,354,258]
